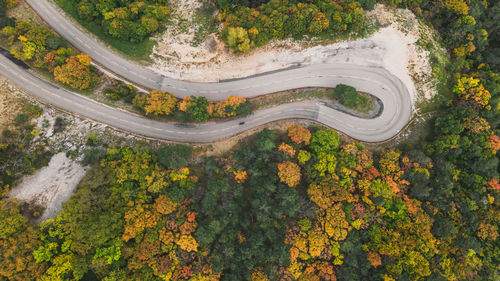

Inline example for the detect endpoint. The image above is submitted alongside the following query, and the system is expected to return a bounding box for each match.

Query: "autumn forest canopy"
[72,0,170,42]
[0,0,499,280]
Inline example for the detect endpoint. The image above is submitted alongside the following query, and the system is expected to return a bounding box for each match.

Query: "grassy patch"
[333,84,373,113]
[192,2,218,47]
[54,0,156,63]
[250,88,332,109]
[250,87,376,114]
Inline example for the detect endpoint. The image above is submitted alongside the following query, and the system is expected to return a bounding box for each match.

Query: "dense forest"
[69,0,170,42]
[1,123,498,280]
[0,5,99,91]
[0,0,499,280]
[219,0,368,52]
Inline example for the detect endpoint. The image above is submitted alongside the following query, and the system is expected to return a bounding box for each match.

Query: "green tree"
[156,144,192,170]
[226,27,251,52]
[309,130,340,154]
[236,100,253,117]
[256,128,277,152]
[187,96,209,122]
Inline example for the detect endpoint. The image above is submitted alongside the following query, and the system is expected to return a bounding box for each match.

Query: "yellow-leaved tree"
[277,161,301,187]
[53,54,97,90]
[142,90,177,116]
[226,27,251,52]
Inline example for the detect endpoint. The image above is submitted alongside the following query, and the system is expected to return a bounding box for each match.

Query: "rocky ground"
[9,152,87,222]
[0,76,139,221]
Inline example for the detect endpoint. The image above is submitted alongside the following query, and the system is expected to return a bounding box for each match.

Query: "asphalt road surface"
[5,0,413,142]
[26,1,413,98]
[0,53,410,142]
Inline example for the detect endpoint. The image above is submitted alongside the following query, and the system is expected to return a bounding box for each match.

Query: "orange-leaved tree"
[277,161,301,187]
[53,54,97,90]
[139,90,177,116]
[278,142,296,157]
[178,96,192,112]
[453,75,491,108]
[288,125,311,145]
[489,135,500,153]
[233,170,248,183]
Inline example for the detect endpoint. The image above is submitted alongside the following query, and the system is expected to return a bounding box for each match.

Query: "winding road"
[0,0,413,143]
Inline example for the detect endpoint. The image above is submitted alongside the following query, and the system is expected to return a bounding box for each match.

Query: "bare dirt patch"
[152,0,219,65]
[0,78,26,132]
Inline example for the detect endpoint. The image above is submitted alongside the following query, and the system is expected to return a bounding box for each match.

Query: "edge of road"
[0,53,411,143]
[0,0,414,143]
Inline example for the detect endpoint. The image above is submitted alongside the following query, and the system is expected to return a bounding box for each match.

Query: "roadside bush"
[333,84,369,109]
[103,80,138,103]
[236,100,253,117]
[13,114,28,125]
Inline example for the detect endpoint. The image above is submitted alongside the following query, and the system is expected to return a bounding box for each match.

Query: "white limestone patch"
[9,152,87,221]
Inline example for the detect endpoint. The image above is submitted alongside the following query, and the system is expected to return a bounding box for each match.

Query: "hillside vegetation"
[0,0,498,280]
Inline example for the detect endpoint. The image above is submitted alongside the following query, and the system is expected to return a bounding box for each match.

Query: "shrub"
[187,97,209,123]
[157,145,192,170]
[226,27,251,52]
[86,132,100,146]
[236,100,253,117]
[53,117,66,133]
[13,114,28,125]
[333,84,369,109]
[80,147,106,165]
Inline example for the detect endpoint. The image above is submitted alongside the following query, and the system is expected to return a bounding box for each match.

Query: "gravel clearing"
[9,152,87,221]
